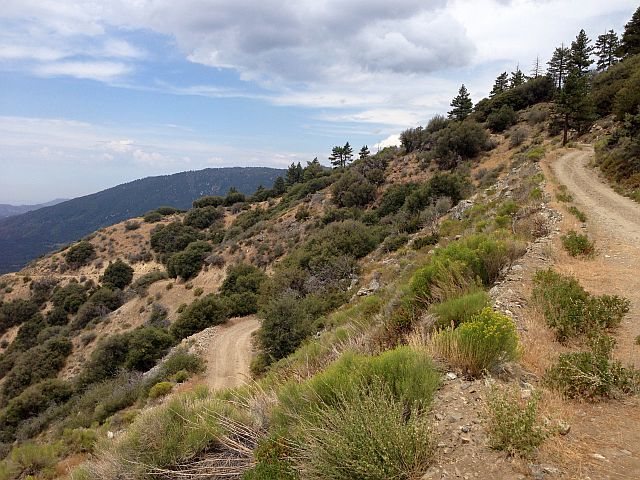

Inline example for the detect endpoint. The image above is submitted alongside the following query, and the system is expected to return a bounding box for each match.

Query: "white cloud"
[34,61,132,81]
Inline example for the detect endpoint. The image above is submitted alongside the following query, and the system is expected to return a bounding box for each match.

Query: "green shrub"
[331,170,376,208]
[277,347,440,425]
[73,287,123,329]
[51,282,87,313]
[431,308,519,376]
[192,195,225,208]
[381,233,408,252]
[545,336,639,399]
[166,241,212,279]
[0,299,39,335]
[150,222,201,255]
[412,233,439,249]
[431,290,490,328]
[183,206,223,229]
[377,183,418,217]
[568,206,587,222]
[102,259,134,289]
[555,185,573,202]
[124,220,140,231]
[561,230,595,257]
[532,269,630,340]
[486,387,547,457]
[221,263,267,297]
[293,381,433,480]
[0,442,62,479]
[170,295,230,340]
[143,211,163,223]
[132,270,168,295]
[525,145,546,161]
[486,105,517,133]
[157,348,205,379]
[64,241,96,268]
[435,120,491,169]
[63,427,98,453]
[148,381,173,399]
[124,327,174,372]
[259,294,313,363]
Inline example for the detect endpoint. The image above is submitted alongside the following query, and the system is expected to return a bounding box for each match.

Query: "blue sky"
[0,0,635,203]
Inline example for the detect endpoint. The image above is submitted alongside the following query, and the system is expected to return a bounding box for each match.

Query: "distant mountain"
[0,167,283,273]
[0,199,68,219]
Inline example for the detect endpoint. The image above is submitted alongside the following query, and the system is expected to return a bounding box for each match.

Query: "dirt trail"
[546,146,640,479]
[204,316,260,390]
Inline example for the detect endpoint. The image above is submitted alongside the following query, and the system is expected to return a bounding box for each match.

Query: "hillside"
[0,167,283,274]
[0,199,67,219]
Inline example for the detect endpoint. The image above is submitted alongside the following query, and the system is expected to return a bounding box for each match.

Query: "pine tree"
[620,6,640,57]
[547,45,571,90]
[329,145,345,168]
[510,66,526,88]
[272,176,286,195]
[285,162,303,185]
[595,30,620,71]
[569,29,594,75]
[303,157,324,181]
[359,145,370,159]
[448,84,473,121]
[555,70,594,145]
[343,142,354,166]
[530,56,543,78]
[490,72,509,97]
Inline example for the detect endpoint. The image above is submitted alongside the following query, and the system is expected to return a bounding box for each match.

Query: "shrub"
[64,241,96,268]
[0,299,39,335]
[293,381,433,480]
[132,270,168,295]
[51,282,87,313]
[435,120,490,169]
[431,308,519,376]
[532,269,630,340]
[331,170,376,208]
[545,336,639,399]
[102,259,134,289]
[431,290,490,328]
[166,241,212,279]
[259,294,312,362]
[412,233,440,250]
[568,206,587,222]
[192,195,225,208]
[486,105,517,133]
[124,220,140,231]
[157,348,205,380]
[150,222,201,255]
[148,381,173,399]
[555,185,573,202]
[143,211,163,223]
[170,295,230,340]
[0,442,62,479]
[509,127,529,148]
[381,233,408,252]
[220,264,267,297]
[561,230,595,257]
[377,183,418,217]
[124,327,174,372]
[183,206,223,229]
[73,287,123,329]
[486,387,547,457]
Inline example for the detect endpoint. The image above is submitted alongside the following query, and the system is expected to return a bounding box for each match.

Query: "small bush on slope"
[561,230,595,257]
[101,259,134,289]
[486,386,547,457]
[170,294,230,340]
[431,308,519,377]
[545,335,639,400]
[293,381,433,480]
[430,290,490,328]
[532,269,630,341]
[64,241,96,269]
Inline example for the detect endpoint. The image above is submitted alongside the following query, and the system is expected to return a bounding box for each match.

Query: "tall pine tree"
[329,145,345,168]
[490,72,509,97]
[595,30,620,71]
[510,66,526,88]
[358,145,370,159]
[448,84,473,121]
[620,6,640,57]
[547,45,571,90]
[530,56,543,79]
[569,29,594,74]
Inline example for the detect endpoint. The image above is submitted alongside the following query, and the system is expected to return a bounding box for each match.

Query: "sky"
[0,0,636,204]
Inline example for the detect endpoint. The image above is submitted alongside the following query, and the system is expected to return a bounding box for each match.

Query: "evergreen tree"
[569,29,594,75]
[343,142,354,166]
[358,145,370,160]
[595,30,620,71]
[510,66,526,88]
[620,6,640,57]
[329,145,345,168]
[448,84,473,121]
[530,56,543,79]
[547,44,571,89]
[329,143,353,168]
[272,176,286,195]
[490,72,509,97]
[303,157,324,181]
[555,70,594,145]
[285,162,304,185]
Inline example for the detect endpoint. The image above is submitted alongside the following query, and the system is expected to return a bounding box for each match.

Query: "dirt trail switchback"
[204,316,260,390]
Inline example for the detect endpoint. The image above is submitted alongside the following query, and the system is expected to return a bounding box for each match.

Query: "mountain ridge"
[0,166,283,273]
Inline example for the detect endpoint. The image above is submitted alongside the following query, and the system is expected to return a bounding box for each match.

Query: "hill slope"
[0,167,283,273]
[0,199,67,219]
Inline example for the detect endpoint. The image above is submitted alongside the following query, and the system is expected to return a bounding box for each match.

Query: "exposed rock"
[450,200,474,220]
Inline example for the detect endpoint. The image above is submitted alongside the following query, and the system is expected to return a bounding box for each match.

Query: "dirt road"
[548,146,640,480]
[204,316,260,390]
